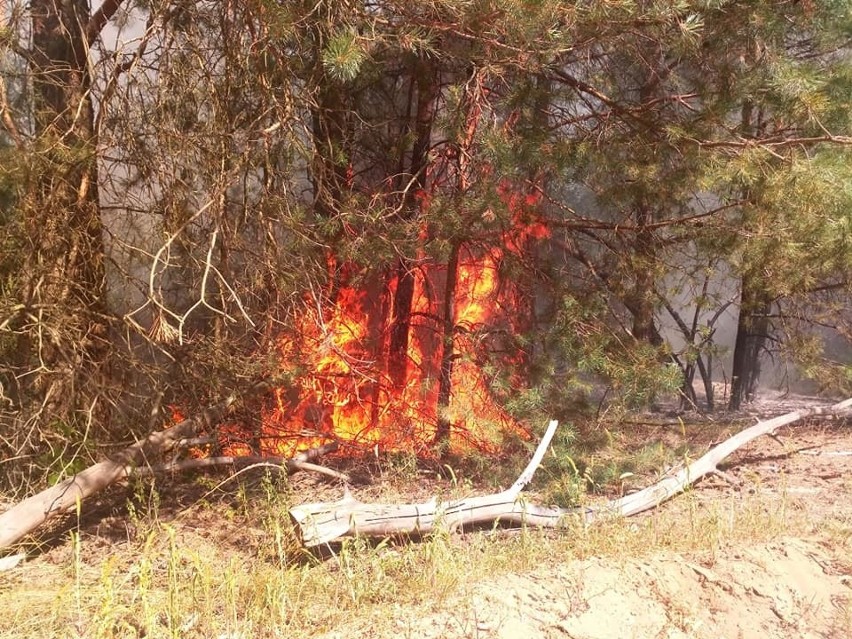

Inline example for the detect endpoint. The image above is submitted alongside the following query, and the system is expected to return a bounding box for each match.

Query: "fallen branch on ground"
[291,419,561,546]
[290,398,852,547]
[0,381,341,551]
[132,443,350,483]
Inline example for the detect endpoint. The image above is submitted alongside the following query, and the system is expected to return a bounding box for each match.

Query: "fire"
[174,180,549,460]
[174,181,551,459]
[248,200,548,459]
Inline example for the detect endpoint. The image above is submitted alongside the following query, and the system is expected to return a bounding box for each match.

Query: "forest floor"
[348,403,852,639]
[0,392,850,638]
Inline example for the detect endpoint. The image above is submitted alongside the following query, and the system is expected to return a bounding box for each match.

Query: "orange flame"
[250,197,549,458]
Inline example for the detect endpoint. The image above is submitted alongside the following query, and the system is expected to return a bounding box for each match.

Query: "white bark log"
[290,399,852,547]
[290,420,560,546]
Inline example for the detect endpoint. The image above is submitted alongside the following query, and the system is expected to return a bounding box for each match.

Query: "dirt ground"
[319,394,852,639]
[382,534,851,639]
[1,393,850,638]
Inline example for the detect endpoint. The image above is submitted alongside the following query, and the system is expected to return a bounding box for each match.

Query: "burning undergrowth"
[212,205,549,460]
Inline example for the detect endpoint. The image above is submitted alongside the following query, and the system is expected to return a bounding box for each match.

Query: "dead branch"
[174,436,217,449]
[291,421,563,546]
[601,397,851,519]
[132,443,350,483]
[290,398,852,547]
[0,381,270,551]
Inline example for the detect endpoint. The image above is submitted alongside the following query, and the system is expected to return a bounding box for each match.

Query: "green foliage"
[2,0,852,496]
[513,294,683,419]
[322,30,367,83]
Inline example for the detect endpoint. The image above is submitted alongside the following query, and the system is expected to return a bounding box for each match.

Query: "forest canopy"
[1,0,851,491]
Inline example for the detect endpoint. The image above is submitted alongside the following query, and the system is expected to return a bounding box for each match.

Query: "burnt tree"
[729,281,773,410]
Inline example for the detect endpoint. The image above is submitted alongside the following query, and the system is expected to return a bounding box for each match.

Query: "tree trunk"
[15,0,107,418]
[728,97,772,412]
[29,0,104,294]
[388,262,416,387]
[433,66,484,448]
[310,73,350,222]
[304,12,356,314]
[630,206,660,345]
[729,277,773,410]
[434,242,461,447]
[387,55,439,386]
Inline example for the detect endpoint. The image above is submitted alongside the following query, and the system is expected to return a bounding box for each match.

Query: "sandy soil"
[386,535,850,639]
[320,394,852,639]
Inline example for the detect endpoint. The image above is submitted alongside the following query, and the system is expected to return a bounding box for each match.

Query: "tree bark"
[433,66,483,447]
[387,54,439,387]
[728,96,772,412]
[434,242,461,447]
[729,279,773,410]
[30,0,103,291]
[630,203,660,345]
[292,420,559,546]
[13,0,107,417]
[310,73,350,222]
[388,262,417,387]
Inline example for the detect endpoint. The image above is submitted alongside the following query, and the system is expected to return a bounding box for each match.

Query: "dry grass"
[1,417,849,639]
[0,476,830,639]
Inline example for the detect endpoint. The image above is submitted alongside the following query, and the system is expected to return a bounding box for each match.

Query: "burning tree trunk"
[388,54,440,388]
[388,263,416,388]
[306,13,356,314]
[257,66,539,455]
[435,242,461,447]
[434,67,486,448]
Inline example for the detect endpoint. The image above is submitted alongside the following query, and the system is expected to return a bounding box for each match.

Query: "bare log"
[290,398,852,547]
[291,420,562,546]
[601,396,851,518]
[0,382,270,550]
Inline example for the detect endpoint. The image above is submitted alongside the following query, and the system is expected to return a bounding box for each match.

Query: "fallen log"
[291,419,578,546]
[0,382,273,551]
[290,398,852,547]
[599,397,850,518]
